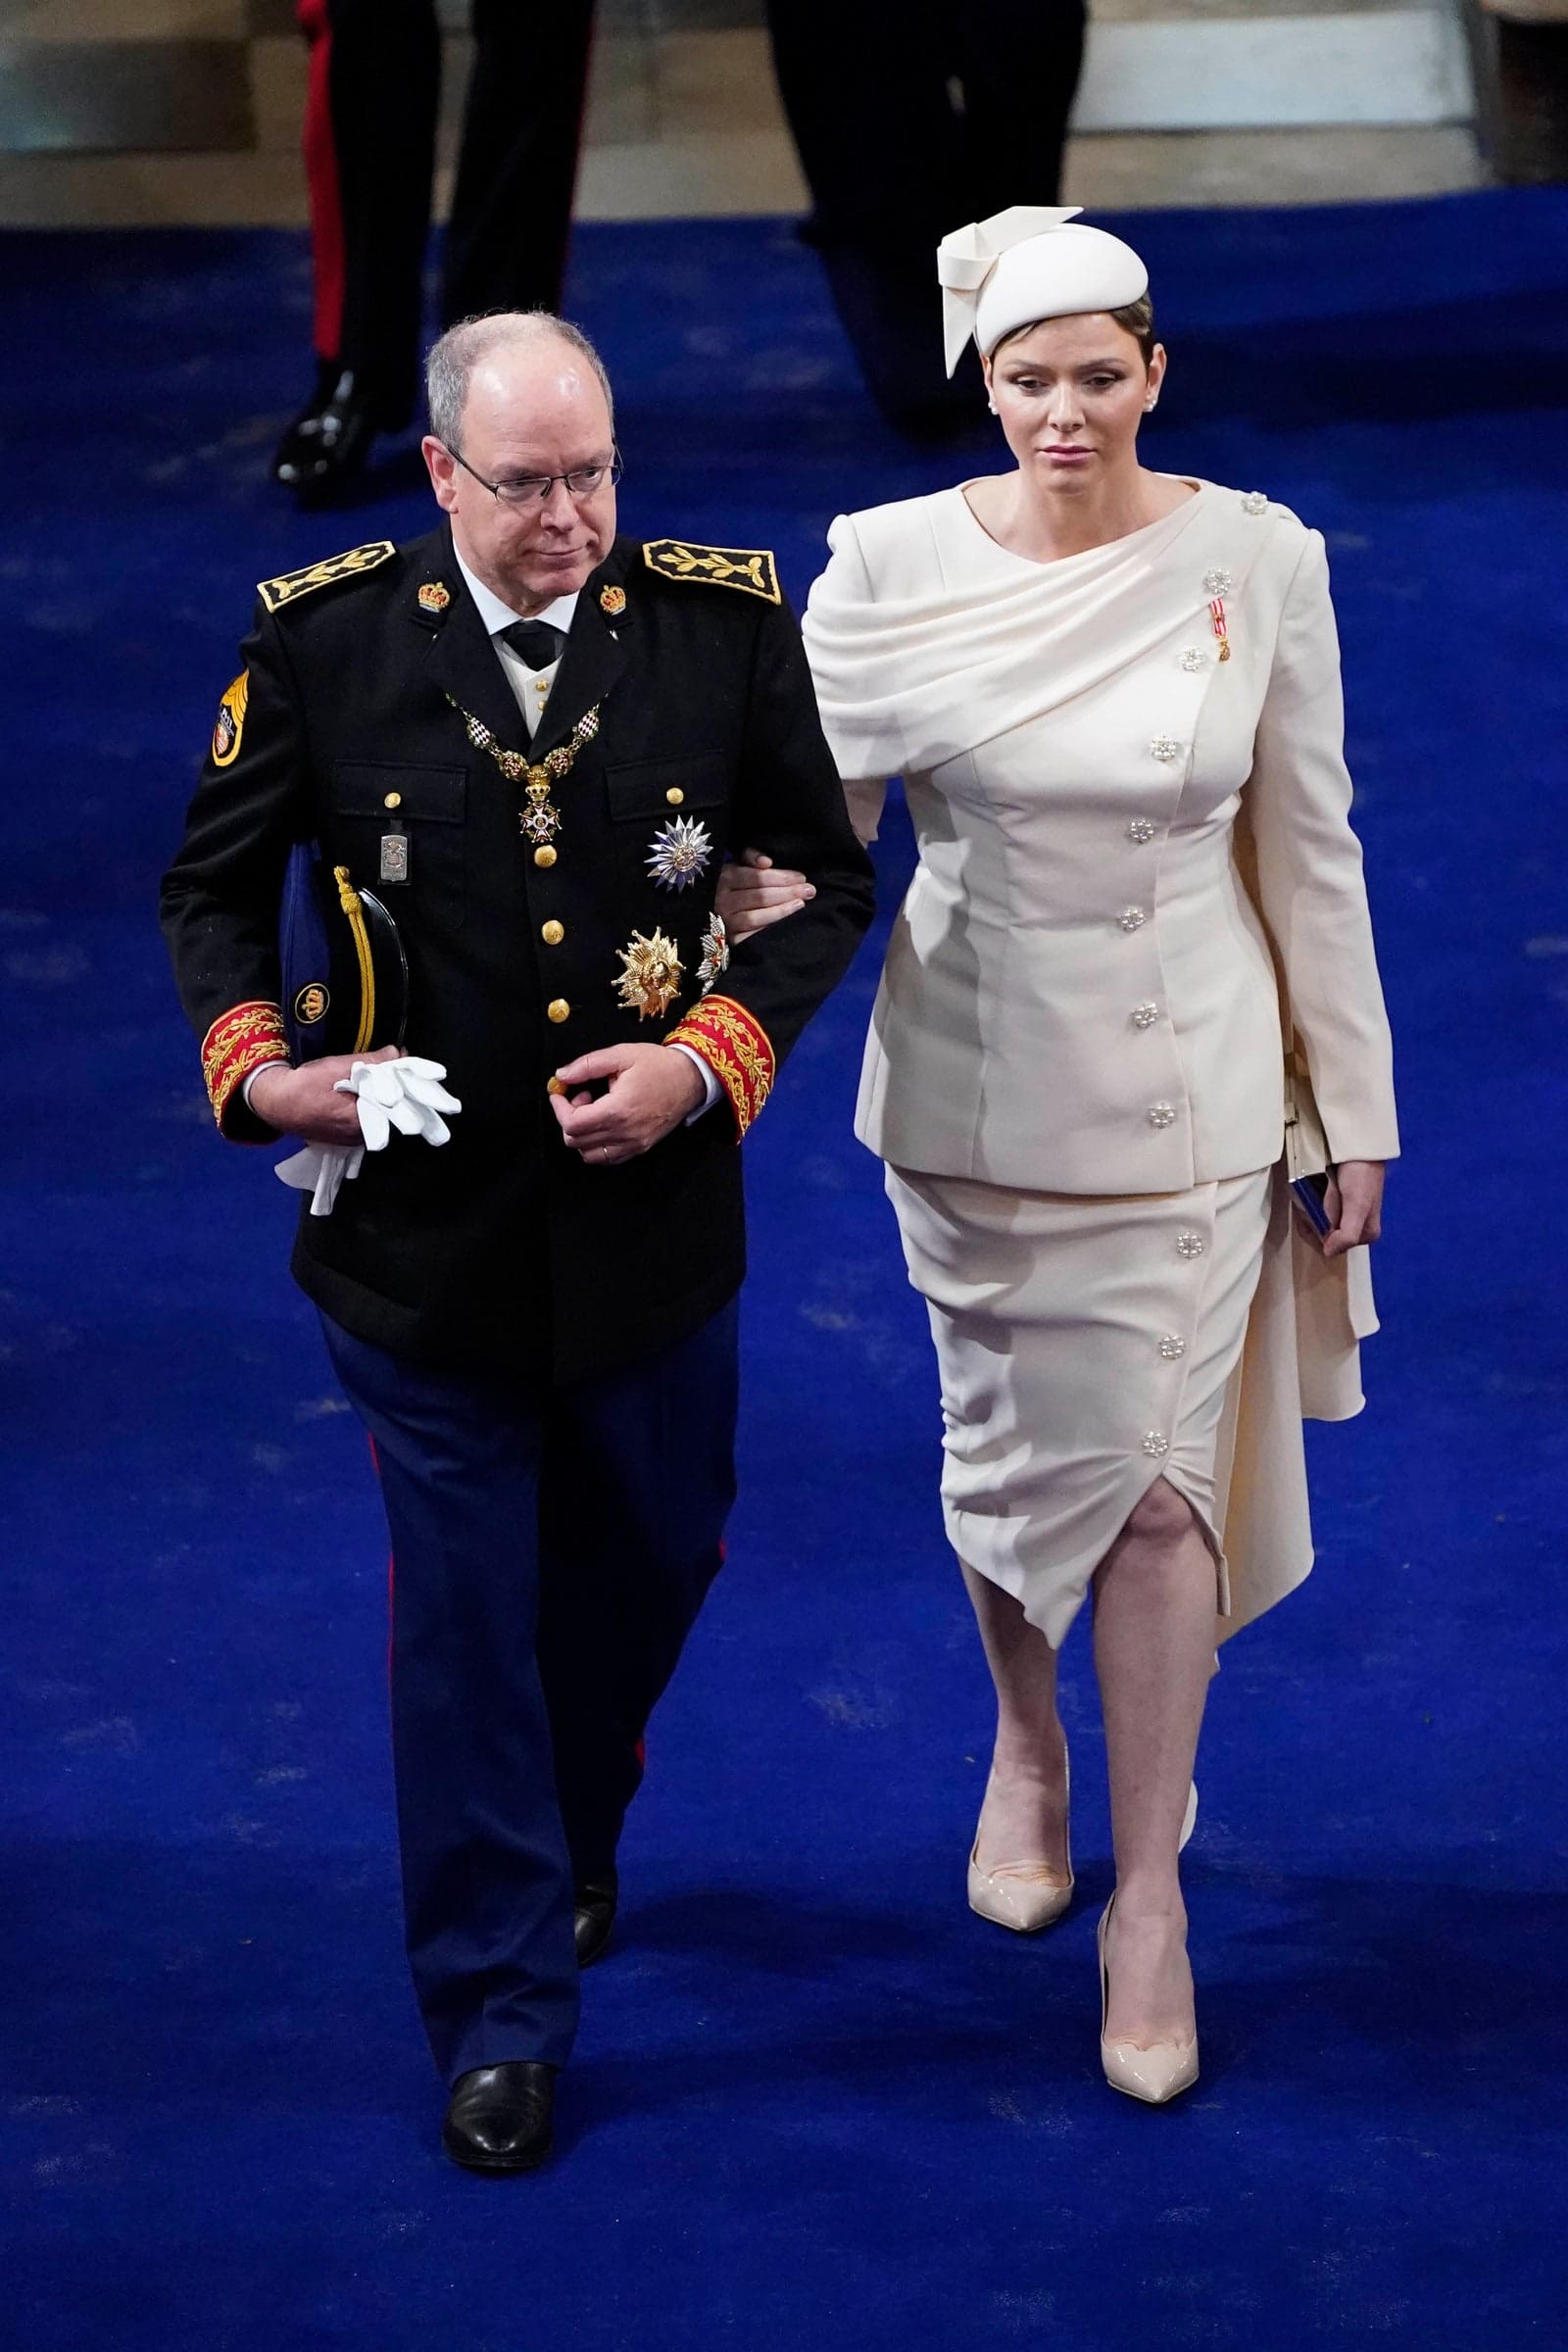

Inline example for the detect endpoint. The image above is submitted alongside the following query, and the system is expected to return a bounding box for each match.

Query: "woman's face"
[983,313,1164,486]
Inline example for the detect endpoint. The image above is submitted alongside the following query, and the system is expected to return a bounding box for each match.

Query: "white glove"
[275,1142,365,1217]
[273,1057,462,1217]
[333,1055,462,1151]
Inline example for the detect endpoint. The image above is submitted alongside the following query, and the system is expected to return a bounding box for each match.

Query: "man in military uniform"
[161,313,874,2172]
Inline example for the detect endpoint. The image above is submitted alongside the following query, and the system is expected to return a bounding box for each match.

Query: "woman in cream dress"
[721,207,1396,2104]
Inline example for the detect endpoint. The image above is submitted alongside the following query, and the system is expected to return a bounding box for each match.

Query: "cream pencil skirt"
[885,1163,1275,1651]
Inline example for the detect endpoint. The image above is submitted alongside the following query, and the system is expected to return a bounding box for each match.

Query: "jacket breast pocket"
[602,752,731,896]
[328,762,467,927]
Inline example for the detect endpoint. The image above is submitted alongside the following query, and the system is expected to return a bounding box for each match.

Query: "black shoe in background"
[441,2061,557,2175]
[573,1873,618,1970]
[271,363,409,505]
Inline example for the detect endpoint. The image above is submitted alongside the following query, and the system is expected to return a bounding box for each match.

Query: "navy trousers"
[322,1301,739,2083]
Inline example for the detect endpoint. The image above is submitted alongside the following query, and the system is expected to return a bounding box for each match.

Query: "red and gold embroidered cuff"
[201,1000,288,1132]
[664,995,775,1140]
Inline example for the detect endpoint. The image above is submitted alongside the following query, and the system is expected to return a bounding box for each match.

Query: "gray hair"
[424,312,615,449]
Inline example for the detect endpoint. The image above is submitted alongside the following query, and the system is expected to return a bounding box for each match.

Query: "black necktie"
[501,618,567,672]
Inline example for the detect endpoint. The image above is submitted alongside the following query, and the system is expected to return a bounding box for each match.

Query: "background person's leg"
[441,0,598,330]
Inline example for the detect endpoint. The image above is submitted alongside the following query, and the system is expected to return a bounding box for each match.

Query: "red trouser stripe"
[298,0,346,362]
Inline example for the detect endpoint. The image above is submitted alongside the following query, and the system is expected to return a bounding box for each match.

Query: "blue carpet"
[1,192,1565,2348]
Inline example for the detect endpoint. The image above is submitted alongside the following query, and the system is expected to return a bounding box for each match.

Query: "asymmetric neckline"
[955,474,1205,572]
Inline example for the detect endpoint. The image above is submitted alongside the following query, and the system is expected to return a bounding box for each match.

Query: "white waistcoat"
[802,478,1398,1193]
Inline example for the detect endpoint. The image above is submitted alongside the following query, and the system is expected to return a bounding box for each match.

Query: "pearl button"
[1147,1102,1176,1129]
[534,845,558,868]
[1132,1002,1159,1029]
[1179,648,1206,673]
[547,999,570,1024]
[1158,1335,1187,1360]
[1127,818,1156,844]
[1142,1432,1170,1458]
[1176,1233,1205,1259]
[1243,491,1268,516]
[382,791,402,809]
[1203,567,1234,597]
[541,920,564,945]
[665,787,684,806]
[1119,907,1147,933]
[1150,735,1181,763]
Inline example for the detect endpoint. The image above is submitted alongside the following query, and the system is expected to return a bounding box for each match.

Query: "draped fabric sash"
[803,481,1238,780]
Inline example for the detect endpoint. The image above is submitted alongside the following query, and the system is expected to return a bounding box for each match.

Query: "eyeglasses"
[444,446,623,506]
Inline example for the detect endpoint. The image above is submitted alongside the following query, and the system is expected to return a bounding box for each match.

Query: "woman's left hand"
[714,847,813,943]
[1320,1159,1385,1257]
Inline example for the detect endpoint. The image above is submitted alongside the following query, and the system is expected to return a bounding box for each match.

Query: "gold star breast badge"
[614,928,684,1020]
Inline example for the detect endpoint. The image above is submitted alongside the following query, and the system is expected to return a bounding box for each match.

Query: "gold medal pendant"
[614,928,683,1020]
[519,775,563,847]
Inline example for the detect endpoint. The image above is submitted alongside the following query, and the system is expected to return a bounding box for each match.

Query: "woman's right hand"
[714,848,813,944]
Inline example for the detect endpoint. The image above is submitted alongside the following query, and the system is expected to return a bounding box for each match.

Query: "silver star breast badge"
[645,814,713,891]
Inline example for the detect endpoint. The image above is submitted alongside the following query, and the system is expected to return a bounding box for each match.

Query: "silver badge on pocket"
[379,830,411,884]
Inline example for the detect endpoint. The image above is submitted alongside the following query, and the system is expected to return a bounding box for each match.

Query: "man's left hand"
[550,1044,706,1166]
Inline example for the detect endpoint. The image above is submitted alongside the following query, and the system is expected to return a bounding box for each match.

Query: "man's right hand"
[247,1045,401,1144]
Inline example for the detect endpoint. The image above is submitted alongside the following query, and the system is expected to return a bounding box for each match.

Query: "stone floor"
[0,0,1490,224]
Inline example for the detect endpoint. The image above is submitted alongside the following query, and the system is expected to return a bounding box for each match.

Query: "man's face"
[422,342,617,614]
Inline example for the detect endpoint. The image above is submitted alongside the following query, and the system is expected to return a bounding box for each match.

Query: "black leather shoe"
[574,1873,617,1970]
[271,363,406,505]
[441,2061,556,2175]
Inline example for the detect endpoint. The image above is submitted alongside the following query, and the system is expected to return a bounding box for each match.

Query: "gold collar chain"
[448,696,603,848]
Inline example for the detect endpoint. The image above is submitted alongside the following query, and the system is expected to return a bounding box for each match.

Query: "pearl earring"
[987,398,998,415]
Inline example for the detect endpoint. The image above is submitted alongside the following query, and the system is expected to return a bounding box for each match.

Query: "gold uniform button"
[665,787,684,806]
[547,999,570,1024]
[541,919,564,946]
[534,845,558,868]
[383,791,402,809]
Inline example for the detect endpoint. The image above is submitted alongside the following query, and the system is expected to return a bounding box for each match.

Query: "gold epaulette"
[258,540,397,613]
[642,539,780,605]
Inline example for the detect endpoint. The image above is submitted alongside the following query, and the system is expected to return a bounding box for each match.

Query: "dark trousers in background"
[297,0,598,425]
[322,1298,738,2083]
[764,0,1087,425]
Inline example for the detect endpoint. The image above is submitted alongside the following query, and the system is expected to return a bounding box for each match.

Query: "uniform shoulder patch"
[257,540,397,613]
[642,539,780,605]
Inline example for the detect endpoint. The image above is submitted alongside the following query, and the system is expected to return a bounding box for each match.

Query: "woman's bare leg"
[962,1562,1070,1877]
[1092,1477,1215,2044]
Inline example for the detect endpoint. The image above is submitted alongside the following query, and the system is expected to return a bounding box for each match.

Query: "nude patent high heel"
[1098,1893,1200,2107]
[967,1751,1073,1933]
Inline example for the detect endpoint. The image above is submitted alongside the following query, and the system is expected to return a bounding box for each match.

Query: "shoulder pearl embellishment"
[1242,491,1268,516]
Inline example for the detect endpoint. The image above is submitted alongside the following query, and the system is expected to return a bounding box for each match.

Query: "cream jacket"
[802,478,1398,1195]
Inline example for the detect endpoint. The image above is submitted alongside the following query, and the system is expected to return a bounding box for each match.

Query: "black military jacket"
[161,523,874,1383]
